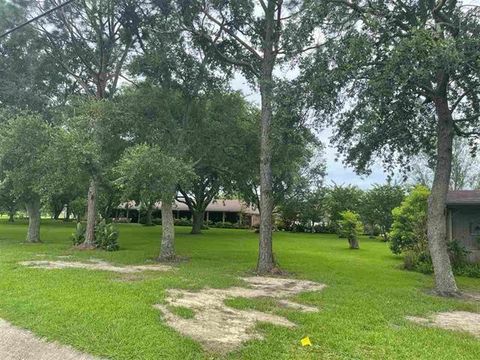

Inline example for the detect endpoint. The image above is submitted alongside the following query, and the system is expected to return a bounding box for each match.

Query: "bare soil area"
[154,276,325,353]
[19,260,173,273]
[407,311,480,338]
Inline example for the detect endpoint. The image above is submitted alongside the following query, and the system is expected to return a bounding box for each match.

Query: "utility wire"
[0,0,76,39]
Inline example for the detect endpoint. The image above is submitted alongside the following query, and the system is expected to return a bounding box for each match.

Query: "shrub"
[403,250,419,271]
[113,217,131,223]
[71,222,86,246]
[405,254,480,279]
[389,186,480,278]
[389,185,429,255]
[313,223,335,234]
[71,221,119,251]
[447,240,470,268]
[213,221,233,228]
[174,218,192,226]
[292,223,307,232]
[415,259,434,275]
[454,264,480,278]
[337,211,363,249]
[152,218,162,225]
[95,220,120,251]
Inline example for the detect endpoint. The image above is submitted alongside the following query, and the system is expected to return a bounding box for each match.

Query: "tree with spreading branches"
[33,0,144,247]
[116,144,194,261]
[0,112,51,243]
[303,0,480,295]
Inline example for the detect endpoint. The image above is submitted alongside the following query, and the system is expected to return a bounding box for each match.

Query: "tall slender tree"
[176,0,327,273]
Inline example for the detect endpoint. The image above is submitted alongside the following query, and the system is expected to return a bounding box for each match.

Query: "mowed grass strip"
[0,220,479,359]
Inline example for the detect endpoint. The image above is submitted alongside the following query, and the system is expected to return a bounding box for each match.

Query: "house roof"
[446,191,480,206]
[119,199,260,215]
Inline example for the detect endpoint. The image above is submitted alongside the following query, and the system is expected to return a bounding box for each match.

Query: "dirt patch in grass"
[0,318,100,360]
[407,311,480,338]
[462,292,480,302]
[277,299,319,312]
[19,260,173,274]
[154,276,325,353]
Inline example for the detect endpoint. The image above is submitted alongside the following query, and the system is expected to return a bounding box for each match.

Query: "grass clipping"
[154,276,325,353]
[19,260,173,274]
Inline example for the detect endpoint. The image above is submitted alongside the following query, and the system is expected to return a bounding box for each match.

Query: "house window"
[470,222,480,236]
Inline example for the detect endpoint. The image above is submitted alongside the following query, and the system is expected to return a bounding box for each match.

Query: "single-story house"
[446,190,480,263]
[117,199,260,227]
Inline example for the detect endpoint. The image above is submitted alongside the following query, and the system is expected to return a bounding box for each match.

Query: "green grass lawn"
[0,220,479,359]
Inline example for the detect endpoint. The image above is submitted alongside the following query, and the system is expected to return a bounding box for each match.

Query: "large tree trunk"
[8,211,14,223]
[191,210,205,234]
[348,236,359,249]
[256,4,276,274]
[64,204,71,222]
[257,80,275,273]
[53,208,62,220]
[82,178,97,249]
[427,97,458,296]
[145,205,153,226]
[26,196,41,243]
[158,196,175,261]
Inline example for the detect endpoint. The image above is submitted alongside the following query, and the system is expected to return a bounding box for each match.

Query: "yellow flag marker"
[301,337,312,347]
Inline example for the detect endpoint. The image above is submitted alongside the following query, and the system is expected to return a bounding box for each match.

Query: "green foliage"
[389,186,430,255]
[71,222,86,246]
[232,90,322,209]
[0,0,66,112]
[0,179,17,220]
[390,186,480,278]
[213,221,234,229]
[447,240,470,268]
[454,264,480,278]
[69,198,87,221]
[326,185,363,230]
[0,111,51,202]
[33,0,141,100]
[303,1,480,174]
[337,211,363,248]
[116,144,194,206]
[360,184,405,240]
[174,218,192,227]
[42,123,95,215]
[404,247,480,279]
[71,221,119,251]
[95,220,120,252]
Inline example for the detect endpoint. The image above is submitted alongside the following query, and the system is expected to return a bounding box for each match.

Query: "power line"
[0,0,76,39]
